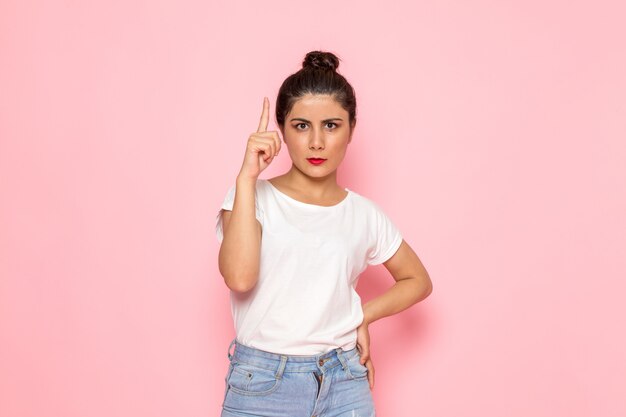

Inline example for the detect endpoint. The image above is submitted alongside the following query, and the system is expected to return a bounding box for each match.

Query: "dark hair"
[276,51,357,131]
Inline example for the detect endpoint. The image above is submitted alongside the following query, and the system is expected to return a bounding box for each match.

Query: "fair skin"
[218,94,433,390]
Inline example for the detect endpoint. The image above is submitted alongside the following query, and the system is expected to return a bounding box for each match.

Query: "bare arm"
[218,177,263,293]
[217,97,281,293]
[355,239,432,389]
[362,239,433,325]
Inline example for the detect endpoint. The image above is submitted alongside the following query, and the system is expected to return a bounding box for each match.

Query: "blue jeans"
[221,338,376,417]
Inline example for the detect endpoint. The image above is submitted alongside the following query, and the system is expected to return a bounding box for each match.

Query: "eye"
[325,122,337,129]
[295,123,308,130]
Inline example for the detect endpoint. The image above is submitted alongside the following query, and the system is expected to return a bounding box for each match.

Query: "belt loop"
[275,355,288,379]
[336,347,348,370]
[227,338,237,361]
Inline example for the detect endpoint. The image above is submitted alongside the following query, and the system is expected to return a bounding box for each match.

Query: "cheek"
[331,135,351,149]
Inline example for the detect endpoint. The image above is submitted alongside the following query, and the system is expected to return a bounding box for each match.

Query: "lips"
[307,158,326,165]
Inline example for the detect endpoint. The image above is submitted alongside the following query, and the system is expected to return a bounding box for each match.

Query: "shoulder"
[256,178,271,189]
[347,187,385,213]
[255,178,272,197]
[220,179,269,213]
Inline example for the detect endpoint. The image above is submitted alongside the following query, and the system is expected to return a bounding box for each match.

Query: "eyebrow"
[289,117,343,123]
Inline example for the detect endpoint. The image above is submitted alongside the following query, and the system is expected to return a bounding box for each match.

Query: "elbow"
[421,274,433,299]
[224,273,258,293]
[218,248,259,293]
[413,272,433,302]
[423,280,433,298]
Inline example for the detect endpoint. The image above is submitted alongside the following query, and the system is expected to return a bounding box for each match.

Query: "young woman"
[216,51,432,417]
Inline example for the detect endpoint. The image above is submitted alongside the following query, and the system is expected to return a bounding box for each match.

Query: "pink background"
[1,1,625,416]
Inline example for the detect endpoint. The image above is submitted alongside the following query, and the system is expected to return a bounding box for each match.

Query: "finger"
[250,135,276,160]
[275,131,282,155]
[269,131,280,156]
[360,349,369,365]
[257,97,269,133]
[262,142,275,162]
[256,131,280,147]
[257,131,282,156]
[367,360,375,389]
[260,138,276,161]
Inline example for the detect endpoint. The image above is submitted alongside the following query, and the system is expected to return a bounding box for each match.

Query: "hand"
[356,320,375,390]
[238,97,282,180]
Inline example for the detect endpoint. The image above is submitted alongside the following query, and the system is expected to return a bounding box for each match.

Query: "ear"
[348,122,356,143]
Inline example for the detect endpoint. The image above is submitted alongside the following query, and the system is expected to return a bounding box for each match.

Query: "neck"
[282,165,340,197]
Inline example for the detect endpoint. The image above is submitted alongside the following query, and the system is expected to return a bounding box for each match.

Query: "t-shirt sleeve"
[215,183,264,244]
[366,204,403,266]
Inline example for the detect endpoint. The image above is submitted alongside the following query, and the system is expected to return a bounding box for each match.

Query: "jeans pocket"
[227,362,282,396]
[346,352,369,381]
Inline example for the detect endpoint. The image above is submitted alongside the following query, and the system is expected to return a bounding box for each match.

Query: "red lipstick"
[307,158,326,165]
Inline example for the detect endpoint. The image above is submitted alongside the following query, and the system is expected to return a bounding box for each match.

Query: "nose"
[309,127,325,150]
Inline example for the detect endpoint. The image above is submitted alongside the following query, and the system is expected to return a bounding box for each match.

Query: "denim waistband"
[226,338,359,374]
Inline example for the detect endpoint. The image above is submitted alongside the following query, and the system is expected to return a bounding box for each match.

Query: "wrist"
[236,174,258,187]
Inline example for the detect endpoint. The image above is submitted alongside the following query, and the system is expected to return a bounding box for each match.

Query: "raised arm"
[218,97,282,292]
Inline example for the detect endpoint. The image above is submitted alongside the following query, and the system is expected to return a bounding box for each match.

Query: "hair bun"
[302,51,340,71]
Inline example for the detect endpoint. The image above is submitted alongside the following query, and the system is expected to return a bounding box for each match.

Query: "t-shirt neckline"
[265,179,351,209]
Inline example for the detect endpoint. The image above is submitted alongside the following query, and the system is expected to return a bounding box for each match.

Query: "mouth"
[307,158,326,165]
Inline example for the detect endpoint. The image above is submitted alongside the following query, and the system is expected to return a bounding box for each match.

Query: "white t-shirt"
[215,178,403,355]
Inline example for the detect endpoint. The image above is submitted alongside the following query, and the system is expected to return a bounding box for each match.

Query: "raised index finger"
[257,97,269,133]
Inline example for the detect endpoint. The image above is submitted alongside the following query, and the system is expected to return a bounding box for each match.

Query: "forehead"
[289,94,347,118]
